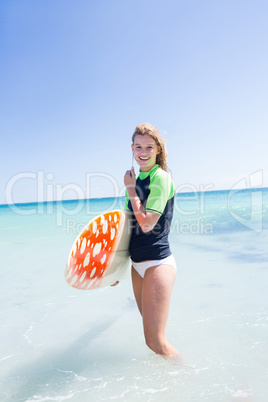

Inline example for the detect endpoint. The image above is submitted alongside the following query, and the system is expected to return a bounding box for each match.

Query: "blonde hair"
[132,123,168,171]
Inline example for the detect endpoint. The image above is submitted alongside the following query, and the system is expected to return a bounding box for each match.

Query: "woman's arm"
[124,167,160,233]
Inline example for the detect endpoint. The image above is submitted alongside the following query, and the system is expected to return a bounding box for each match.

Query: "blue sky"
[1,0,267,204]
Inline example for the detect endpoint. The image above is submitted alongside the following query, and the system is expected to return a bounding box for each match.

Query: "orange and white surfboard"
[65,210,131,290]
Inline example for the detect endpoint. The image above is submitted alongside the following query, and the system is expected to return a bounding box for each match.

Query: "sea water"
[0,189,267,402]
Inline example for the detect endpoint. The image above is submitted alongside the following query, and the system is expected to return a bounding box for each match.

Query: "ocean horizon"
[2,185,267,207]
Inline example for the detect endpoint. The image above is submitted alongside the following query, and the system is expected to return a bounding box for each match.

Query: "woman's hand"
[124,166,160,233]
[124,167,136,194]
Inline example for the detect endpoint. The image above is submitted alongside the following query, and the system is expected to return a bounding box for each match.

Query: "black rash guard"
[124,164,175,263]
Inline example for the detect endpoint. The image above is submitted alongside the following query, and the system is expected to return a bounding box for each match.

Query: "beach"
[0,189,267,401]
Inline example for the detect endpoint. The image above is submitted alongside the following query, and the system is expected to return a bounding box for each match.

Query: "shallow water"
[0,189,268,401]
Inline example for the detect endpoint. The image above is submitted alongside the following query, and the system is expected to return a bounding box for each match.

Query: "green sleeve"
[124,189,130,211]
[146,171,174,215]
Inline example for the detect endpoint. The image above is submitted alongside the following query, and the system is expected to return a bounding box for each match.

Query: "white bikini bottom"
[131,254,177,278]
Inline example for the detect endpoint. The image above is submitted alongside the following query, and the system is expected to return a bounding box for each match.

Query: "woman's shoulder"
[151,165,173,182]
[147,165,175,201]
[150,165,175,194]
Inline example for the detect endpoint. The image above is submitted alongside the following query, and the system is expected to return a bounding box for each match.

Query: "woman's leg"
[131,266,143,315]
[131,264,179,357]
[142,264,178,356]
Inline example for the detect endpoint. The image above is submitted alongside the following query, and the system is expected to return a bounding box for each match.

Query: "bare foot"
[167,352,185,363]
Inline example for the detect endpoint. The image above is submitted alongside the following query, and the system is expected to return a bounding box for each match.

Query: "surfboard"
[65,210,131,290]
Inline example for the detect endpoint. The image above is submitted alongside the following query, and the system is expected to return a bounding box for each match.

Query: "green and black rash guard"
[124,164,175,263]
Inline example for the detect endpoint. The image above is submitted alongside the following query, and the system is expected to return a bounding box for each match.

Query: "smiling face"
[132,134,159,172]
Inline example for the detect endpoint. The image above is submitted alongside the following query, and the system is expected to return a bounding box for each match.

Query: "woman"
[124,123,179,357]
